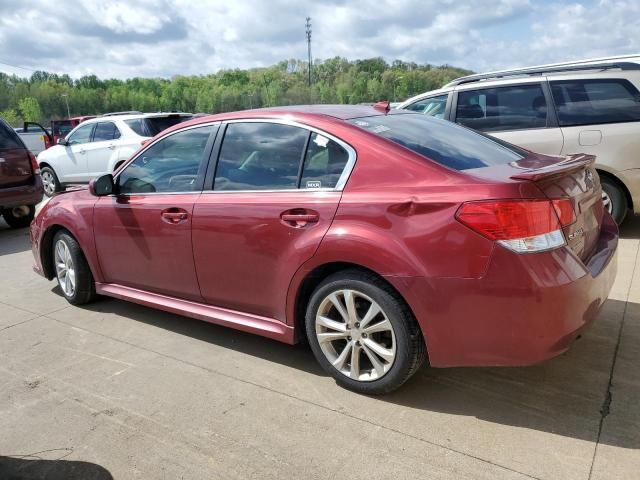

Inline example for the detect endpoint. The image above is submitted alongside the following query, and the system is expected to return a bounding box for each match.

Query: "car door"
[93,124,218,301]
[86,121,122,178]
[453,82,564,155]
[59,123,95,182]
[192,121,354,322]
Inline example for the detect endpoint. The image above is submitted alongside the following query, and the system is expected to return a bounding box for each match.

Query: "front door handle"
[108,144,116,150]
[280,209,319,227]
[161,208,189,224]
[78,148,86,154]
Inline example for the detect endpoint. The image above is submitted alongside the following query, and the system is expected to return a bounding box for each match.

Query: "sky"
[0,0,638,79]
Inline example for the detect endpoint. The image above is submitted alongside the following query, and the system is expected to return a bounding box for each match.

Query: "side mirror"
[57,138,68,146]
[89,174,114,196]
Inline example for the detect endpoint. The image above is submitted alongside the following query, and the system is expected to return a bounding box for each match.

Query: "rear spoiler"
[510,154,595,181]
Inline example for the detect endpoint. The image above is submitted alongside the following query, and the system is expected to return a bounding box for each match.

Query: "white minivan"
[37,112,192,196]
[397,55,640,224]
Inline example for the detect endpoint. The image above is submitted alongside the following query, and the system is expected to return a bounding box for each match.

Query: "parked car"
[0,119,43,228]
[36,112,193,196]
[30,105,618,394]
[397,55,640,224]
[15,124,52,155]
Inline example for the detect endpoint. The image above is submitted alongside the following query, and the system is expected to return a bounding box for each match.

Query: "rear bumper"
[0,176,43,209]
[393,213,618,367]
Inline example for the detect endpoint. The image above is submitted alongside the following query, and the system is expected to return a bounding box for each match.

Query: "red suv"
[0,118,43,228]
[30,105,618,394]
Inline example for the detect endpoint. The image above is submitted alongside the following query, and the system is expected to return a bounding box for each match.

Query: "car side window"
[456,84,548,132]
[550,79,640,126]
[214,122,309,191]
[300,133,350,189]
[92,122,121,142]
[404,94,448,118]
[118,125,215,194]
[67,124,95,145]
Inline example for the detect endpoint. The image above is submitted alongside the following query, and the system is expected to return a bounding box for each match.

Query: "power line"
[0,60,37,73]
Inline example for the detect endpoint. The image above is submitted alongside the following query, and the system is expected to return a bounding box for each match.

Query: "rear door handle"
[280,209,319,227]
[161,208,189,224]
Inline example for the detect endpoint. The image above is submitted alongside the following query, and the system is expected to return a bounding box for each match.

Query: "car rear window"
[349,113,524,170]
[0,120,25,150]
[551,79,640,126]
[125,115,193,137]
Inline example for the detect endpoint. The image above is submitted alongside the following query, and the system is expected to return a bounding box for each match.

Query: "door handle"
[78,148,86,154]
[280,209,319,227]
[108,144,116,150]
[161,208,189,224]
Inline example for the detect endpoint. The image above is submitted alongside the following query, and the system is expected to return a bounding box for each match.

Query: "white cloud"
[0,0,637,79]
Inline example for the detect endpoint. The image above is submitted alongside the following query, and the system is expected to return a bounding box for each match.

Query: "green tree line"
[0,57,471,126]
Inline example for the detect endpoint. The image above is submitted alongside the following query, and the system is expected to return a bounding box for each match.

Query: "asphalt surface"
[0,215,639,480]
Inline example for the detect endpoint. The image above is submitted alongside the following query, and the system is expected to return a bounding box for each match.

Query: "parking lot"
[0,216,638,480]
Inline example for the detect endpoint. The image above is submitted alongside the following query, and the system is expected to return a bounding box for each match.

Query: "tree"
[18,97,42,122]
[0,108,20,126]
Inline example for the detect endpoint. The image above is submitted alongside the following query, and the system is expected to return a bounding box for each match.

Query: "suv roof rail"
[445,55,640,87]
[101,111,143,117]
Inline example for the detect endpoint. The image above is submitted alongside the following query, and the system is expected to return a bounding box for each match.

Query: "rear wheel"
[601,176,627,225]
[52,231,96,305]
[305,269,426,394]
[41,166,61,197]
[1,205,35,228]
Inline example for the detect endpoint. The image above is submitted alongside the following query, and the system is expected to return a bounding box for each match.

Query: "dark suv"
[0,118,43,228]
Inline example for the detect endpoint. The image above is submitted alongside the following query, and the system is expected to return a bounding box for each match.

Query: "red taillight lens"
[28,151,40,174]
[456,199,573,241]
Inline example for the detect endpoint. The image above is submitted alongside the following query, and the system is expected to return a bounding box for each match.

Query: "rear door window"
[92,122,121,142]
[456,84,548,131]
[300,133,350,189]
[550,79,640,126]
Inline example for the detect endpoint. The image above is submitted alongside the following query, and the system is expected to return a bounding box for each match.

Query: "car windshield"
[125,115,193,137]
[349,113,524,170]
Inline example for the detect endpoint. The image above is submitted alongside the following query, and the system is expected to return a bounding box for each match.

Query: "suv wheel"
[1,205,35,229]
[41,166,61,197]
[52,231,96,305]
[601,176,627,225]
[305,269,426,394]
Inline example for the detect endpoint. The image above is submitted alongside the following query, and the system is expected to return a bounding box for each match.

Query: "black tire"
[113,161,124,173]
[305,269,426,395]
[52,231,96,305]
[1,205,35,229]
[601,176,627,225]
[41,165,62,197]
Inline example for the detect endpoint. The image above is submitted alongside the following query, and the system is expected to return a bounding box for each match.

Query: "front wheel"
[305,269,426,395]
[52,231,96,305]
[1,205,35,228]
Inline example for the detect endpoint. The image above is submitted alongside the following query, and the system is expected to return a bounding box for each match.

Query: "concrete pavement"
[0,217,639,479]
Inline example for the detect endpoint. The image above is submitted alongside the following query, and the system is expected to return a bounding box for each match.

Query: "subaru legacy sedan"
[30,104,618,394]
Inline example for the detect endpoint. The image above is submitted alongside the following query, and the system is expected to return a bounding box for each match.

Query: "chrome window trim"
[215,118,357,193]
[112,121,221,196]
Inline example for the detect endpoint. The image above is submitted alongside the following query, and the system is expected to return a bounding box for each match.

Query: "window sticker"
[354,120,369,127]
[306,180,322,189]
[313,134,329,148]
[370,125,391,134]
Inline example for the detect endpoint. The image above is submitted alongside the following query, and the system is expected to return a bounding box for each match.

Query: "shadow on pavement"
[0,454,113,480]
[620,215,640,239]
[0,220,32,256]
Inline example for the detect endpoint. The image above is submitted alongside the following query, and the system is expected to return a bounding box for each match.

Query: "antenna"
[305,17,312,86]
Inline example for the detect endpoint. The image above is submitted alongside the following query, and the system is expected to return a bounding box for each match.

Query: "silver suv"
[397,55,640,224]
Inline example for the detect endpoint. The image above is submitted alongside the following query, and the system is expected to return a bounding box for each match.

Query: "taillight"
[456,199,575,253]
[28,151,40,174]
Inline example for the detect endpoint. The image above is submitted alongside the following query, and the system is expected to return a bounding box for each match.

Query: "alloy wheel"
[315,289,396,381]
[54,239,76,297]
[42,170,56,196]
[601,190,613,214]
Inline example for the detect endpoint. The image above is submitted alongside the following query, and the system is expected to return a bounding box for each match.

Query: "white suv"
[397,55,640,224]
[37,112,192,196]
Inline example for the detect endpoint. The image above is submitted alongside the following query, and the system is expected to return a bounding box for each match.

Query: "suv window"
[214,122,309,191]
[118,125,215,194]
[92,122,121,141]
[404,94,448,118]
[350,113,523,171]
[456,84,548,131]
[550,79,640,126]
[67,123,94,145]
[125,115,192,137]
[300,133,350,189]
[0,120,25,150]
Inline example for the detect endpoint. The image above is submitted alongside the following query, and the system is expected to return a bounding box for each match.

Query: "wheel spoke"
[317,331,349,344]
[363,318,392,335]
[362,342,385,377]
[344,290,358,323]
[317,315,347,333]
[359,303,381,329]
[64,273,71,295]
[328,293,349,323]
[363,337,394,363]
[68,269,76,290]
[333,341,353,370]
[350,343,361,378]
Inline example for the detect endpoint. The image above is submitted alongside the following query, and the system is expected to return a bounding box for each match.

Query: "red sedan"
[30,105,618,394]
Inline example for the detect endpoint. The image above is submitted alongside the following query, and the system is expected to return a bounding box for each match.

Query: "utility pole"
[305,17,312,86]
[61,93,71,118]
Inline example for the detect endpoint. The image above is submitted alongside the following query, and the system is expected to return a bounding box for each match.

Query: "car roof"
[84,112,193,123]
